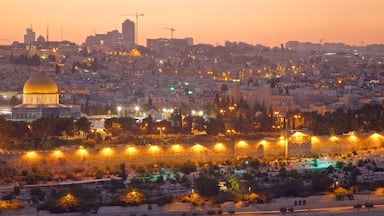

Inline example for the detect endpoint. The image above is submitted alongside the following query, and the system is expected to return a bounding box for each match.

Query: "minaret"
[46,21,49,43]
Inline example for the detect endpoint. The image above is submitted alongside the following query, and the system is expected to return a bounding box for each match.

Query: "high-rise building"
[24,27,35,44]
[122,19,135,45]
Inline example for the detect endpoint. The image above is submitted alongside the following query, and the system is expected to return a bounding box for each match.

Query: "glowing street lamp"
[292,114,301,129]
[117,106,122,117]
[191,110,203,116]
[162,108,174,120]
[134,106,140,117]
[157,126,166,136]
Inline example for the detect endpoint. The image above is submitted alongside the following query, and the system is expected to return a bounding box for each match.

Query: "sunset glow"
[1,0,383,46]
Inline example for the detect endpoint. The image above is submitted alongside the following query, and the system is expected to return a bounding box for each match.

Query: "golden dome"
[23,74,58,94]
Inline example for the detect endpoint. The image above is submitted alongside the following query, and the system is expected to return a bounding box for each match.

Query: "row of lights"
[15,133,384,161]
[21,143,231,161]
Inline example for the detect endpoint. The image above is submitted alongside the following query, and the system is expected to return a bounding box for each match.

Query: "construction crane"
[121,12,144,44]
[163,27,175,39]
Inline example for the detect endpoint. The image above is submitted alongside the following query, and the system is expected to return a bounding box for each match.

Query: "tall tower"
[122,19,135,46]
[24,27,35,44]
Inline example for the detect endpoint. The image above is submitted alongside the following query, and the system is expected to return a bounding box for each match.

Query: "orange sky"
[1,0,384,46]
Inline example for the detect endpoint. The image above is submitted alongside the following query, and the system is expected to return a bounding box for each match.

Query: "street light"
[162,108,174,120]
[134,106,140,117]
[293,114,301,129]
[117,106,122,117]
[157,126,165,136]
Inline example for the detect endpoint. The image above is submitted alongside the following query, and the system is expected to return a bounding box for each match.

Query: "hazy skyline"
[1,0,384,46]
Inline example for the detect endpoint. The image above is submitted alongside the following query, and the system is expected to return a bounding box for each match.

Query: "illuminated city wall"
[311,132,384,155]
[2,132,384,173]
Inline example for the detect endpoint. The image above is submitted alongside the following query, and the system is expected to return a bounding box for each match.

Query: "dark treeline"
[309,104,384,135]
[9,53,41,66]
[0,117,91,149]
[1,103,384,149]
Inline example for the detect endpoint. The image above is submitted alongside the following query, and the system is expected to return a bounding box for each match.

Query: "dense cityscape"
[2,4,384,215]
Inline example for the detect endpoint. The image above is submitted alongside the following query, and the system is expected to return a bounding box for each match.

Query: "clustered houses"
[1,29,384,143]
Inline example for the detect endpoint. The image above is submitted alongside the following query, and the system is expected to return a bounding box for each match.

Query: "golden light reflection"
[292,131,306,138]
[311,136,320,143]
[123,190,144,205]
[25,151,38,160]
[101,147,113,157]
[76,147,88,157]
[171,144,183,153]
[126,146,138,155]
[330,136,339,142]
[259,140,268,146]
[191,144,206,152]
[148,145,160,153]
[370,133,384,140]
[348,133,358,142]
[60,194,78,210]
[236,140,248,148]
[214,143,226,152]
[52,150,64,159]
[129,48,141,57]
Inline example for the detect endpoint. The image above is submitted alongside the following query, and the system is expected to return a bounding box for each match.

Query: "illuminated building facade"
[12,73,78,122]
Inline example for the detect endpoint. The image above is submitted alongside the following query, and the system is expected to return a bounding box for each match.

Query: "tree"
[42,185,97,213]
[0,117,15,147]
[139,114,154,135]
[8,96,20,106]
[31,118,55,140]
[334,186,348,200]
[55,64,60,74]
[122,190,144,206]
[220,84,228,95]
[179,161,197,175]
[365,202,374,211]
[76,117,91,139]
[353,203,362,210]
[195,175,219,196]
[308,170,333,193]
[119,163,128,180]
[227,176,240,192]
[206,117,225,135]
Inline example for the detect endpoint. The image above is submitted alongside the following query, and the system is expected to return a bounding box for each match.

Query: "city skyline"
[1,0,384,46]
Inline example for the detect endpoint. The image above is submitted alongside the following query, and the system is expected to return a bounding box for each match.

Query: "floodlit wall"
[2,132,384,172]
